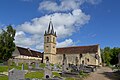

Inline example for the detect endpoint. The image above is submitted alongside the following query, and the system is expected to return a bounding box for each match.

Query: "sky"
[0,0,120,51]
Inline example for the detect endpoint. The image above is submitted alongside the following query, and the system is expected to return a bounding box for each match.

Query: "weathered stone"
[8,68,25,80]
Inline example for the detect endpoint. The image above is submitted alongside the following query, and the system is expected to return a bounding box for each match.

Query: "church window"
[79,54,82,58]
[46,46,49,48]
[53,37,55,43]
[63,54,66,59]
[82,60,84,64]
[53,46,55,48]
[46,56,49,61]
[47,37,49,42]
[87,59,89,62]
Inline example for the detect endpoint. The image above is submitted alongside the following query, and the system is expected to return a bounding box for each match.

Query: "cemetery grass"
[52,71,61,77]
[39,63,45,68]
[0,75,8,80]
[25,71,44,79]
[0,63,28,72]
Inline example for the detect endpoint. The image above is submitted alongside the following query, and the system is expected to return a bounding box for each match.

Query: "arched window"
[63,54,66,60]
[47,37,49,42]
[46,56,49,61]
[82,60,84,64]
[53,37,55,43]
[87,59,89,62]
[79,54,82,58]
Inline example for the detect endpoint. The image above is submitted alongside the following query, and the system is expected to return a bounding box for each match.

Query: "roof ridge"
[16,46,41,53]
[57,44,99,49]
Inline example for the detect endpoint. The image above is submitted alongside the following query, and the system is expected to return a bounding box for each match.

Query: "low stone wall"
[9,58,42,65]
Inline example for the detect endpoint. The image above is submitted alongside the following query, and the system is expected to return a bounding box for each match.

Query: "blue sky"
[0,0,120,51]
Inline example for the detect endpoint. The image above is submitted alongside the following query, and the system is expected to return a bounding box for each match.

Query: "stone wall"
[50,53,98,66]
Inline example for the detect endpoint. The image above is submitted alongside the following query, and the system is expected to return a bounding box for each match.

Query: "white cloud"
[15,9,90,50]
[38,0,82,12]
[15,31,43,49]
[86,0,102,4]
[15,31,35,47]
[57,39,74,48]
[15,0,99,50]
[17,9,90,38]
[38,0,101,12]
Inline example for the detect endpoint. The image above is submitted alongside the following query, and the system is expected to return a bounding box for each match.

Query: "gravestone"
[53,64,58,71]
[44,58,52,79]
[21,64,24,70]
[35,62,39,69]
[8,68,25,80]
[46,59,51,70]
[28,65,32,69]
[44,68,52,79]
[16,62,18,66]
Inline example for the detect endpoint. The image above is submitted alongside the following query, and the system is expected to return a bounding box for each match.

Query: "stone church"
[43,21,102,66]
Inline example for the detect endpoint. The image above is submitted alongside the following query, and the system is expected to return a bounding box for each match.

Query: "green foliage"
[110,47,120,64]
[0,25,16,61]
[25,71,44,79]
[79,70,84,75]
[101,47,120,65]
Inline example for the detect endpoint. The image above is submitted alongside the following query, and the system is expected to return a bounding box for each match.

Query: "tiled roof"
[17,46,43,58]
[56,44,99,54]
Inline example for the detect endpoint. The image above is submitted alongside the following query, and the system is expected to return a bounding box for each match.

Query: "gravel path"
[84,67,119,80]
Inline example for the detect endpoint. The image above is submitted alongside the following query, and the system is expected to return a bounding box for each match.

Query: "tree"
[110,47,120,65]
[0,25,16,61]
[101,47,111,66]
[101,47,120,66]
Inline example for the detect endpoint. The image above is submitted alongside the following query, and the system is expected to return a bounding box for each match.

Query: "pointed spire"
[54,32,57,37]
[47,22,51,34]
[45,17,57,36]
[51,23,54,34]
[44,30,47,35]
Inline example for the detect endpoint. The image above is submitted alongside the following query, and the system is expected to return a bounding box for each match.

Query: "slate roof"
[17,46,43,58]
[44,20,57,36]
[56,44,99,54]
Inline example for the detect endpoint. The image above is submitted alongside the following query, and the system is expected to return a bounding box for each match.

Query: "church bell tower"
[44,20,57,63]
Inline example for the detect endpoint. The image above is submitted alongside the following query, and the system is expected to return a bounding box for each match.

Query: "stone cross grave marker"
[8,68,25,80]
[53,64,58,71]
[44,58,52,79]
[44,68,52,79]
[21,64,24,70]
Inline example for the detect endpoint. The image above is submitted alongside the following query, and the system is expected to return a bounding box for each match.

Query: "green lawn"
[52,71,61,77]
[0,71,44,80]
[65,77,75,80]
[0,75,8,80]
[25,71,44,79]
[0,63,29,72]
[39,63,45,68]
